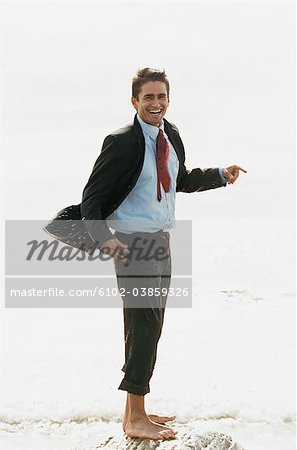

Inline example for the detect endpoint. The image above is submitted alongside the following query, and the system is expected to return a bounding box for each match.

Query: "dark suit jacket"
[80,114,225,246]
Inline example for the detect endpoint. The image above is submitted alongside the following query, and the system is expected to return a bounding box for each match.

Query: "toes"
[159,430,171,440]
[159,429,176,440]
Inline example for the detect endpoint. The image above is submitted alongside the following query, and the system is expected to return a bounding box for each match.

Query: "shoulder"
[100,120,140,164]
[107,123,133,141]
[109,121,134,137]
[102,121,139,149]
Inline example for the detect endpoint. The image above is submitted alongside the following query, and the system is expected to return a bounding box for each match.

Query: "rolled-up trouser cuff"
[118,378,150,396]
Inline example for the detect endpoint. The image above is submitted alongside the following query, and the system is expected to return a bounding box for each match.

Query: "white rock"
[72,425,245,450]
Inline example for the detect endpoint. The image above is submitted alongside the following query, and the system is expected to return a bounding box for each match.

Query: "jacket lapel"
[132,114,181,160]
[132,114,146,154]
[164,119,182,162]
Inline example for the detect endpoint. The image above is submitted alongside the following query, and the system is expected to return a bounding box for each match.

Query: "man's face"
[131,81,169,127]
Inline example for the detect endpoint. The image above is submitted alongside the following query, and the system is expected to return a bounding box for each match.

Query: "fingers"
[226,165,247,184]
[113,246,129,263]
[101,239,129,263]
[232,167,240,182]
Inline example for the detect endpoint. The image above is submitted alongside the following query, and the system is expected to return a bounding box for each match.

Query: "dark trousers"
[113,230,171,396]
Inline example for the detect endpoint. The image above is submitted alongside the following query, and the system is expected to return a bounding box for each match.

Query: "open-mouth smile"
[149,110,162,115]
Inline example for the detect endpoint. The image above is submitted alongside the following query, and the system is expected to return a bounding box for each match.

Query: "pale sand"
[0,421,244,450]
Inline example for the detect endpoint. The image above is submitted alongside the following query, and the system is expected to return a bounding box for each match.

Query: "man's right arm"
[81,135,122,249]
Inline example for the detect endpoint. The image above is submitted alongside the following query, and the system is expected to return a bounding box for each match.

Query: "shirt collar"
[137,114,165,141]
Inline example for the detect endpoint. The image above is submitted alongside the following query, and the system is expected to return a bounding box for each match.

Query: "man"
[81,68,246,441]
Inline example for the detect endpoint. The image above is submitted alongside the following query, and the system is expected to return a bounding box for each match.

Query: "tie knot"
[157,128,166,141]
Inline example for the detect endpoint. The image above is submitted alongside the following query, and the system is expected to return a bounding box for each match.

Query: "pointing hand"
[222,165,247,184]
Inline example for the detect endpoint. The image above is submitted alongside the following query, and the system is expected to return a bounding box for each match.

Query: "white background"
[0,2,295,449]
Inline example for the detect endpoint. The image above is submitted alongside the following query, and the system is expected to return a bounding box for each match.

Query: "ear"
[131,96,138,111]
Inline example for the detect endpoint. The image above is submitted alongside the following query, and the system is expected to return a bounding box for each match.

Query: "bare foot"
[125,415,177,441]
[148,414,176,424]
[123,412,175,431]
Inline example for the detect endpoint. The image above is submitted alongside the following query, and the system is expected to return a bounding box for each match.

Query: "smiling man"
[80,68,246,441]
[132,79,169,126]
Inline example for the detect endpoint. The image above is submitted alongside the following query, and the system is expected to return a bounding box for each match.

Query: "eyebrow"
[143,93,167,98]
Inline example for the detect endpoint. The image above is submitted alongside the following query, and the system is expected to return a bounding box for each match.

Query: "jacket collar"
[132,113,178,139]
[136,114,165,141]
[132,113,145,141]
[132,113,180,158]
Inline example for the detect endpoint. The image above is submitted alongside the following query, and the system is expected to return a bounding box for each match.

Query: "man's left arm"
[174,129,246,192]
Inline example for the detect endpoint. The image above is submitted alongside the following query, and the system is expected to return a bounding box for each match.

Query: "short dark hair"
[132,67,170,100]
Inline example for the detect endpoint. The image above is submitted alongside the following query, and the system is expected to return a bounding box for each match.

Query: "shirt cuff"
[218,167,228,186]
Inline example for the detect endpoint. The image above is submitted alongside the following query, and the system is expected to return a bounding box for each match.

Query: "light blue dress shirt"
[106,114,227,234]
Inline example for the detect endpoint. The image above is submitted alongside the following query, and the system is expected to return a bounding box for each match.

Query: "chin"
[149,116,162,125]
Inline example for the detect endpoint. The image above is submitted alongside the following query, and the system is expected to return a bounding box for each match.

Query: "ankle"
[127,412,147,423]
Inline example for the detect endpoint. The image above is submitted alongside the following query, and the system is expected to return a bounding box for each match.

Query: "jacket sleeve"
[174,128,226,193]
[80,135,122,247]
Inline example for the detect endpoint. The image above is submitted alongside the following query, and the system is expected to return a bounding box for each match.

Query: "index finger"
[238,166,247,173]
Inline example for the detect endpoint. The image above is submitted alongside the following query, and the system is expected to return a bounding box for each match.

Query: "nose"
[151,97,160,107]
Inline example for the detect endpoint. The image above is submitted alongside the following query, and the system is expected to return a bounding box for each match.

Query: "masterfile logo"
[5,220,192,308]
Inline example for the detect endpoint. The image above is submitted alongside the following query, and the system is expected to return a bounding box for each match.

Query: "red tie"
[156,129,171,202]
